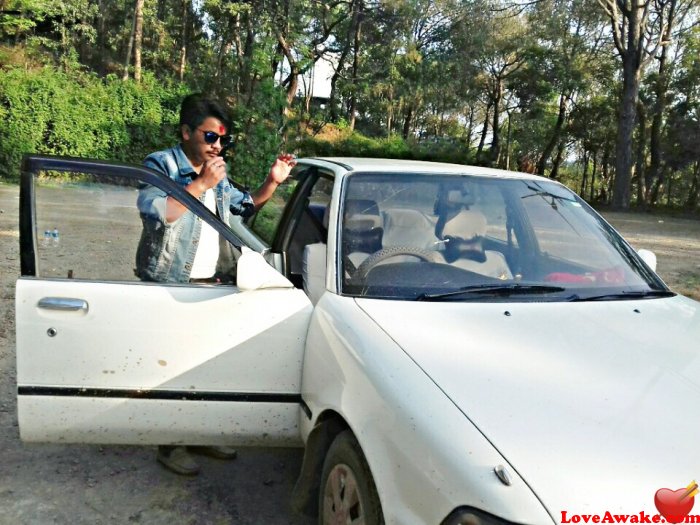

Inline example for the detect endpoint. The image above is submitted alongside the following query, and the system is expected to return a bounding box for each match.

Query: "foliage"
[0,65,187,180]
[296,130,473,165]
[0,0,697,211]
[228,78,287,189]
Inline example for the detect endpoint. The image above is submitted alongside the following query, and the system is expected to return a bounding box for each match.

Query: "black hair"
[179,93,231,133]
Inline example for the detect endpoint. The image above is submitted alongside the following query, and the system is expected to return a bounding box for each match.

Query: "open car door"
[16,155,312,446]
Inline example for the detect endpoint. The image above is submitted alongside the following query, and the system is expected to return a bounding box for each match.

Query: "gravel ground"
[0,182,698,524]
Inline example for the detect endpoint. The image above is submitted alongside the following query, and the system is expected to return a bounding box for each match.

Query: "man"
[136,93,296,284]
[135,93,296,475]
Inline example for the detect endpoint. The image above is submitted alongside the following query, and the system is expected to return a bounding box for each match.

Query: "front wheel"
[319,430,384,525]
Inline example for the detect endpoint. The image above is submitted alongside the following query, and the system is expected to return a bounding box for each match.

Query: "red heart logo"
[654,487,695,523]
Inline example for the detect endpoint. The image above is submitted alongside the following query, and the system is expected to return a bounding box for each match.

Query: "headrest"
[344,199,381,232]
[383,209,432,229]
[443,209,487,239]
[446,189,475,207]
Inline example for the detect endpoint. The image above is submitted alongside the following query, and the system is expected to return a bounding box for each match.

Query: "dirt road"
[603,211,700,300]
[0,183,698,524]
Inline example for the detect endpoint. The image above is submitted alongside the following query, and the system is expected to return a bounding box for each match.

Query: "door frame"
[20,154,247,277]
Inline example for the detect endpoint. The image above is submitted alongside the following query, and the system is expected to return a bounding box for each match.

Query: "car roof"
[297,157,551,182]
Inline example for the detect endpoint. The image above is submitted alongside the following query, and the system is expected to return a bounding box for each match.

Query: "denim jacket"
[135,145,255,283]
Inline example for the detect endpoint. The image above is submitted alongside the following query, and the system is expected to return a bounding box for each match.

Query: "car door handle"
[37,297,89,312]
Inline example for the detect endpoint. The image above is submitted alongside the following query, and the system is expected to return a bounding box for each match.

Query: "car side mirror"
[237,249,294,291]
[637,249,657,272]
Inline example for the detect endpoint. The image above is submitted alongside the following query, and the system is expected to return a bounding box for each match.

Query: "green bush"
[0,66,187,181]
[296,130,474,165]
[0,62,477,186]
[228,79,288,189]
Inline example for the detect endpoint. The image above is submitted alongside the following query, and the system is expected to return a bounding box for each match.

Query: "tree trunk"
[348,0,364,131]
[504,112,512,170]
[476,102,491,163]
[402,106,413,139]
[590,151,598,202]
[489,79,502,167]
[647,0,676,202]
[604,0,671,210]
[600,146,610,203]
[465,106,475,150]
[386,86,394,135]
[649,174,663,205]
[549,142,565,180]
[233,13,243,97]
[536,93,568,175]
[122,7,136,80]
[132,0,144,83]
[215,15,234,83]
[329,0,358,122]
[329,43,351,122]
[635,102,647,207]
[242,13,256,98]
[286,68,300,108]
[685,162,700,210]
[304,73,313,116]
[97,0,106,75]
[613,54,640,209]
[276,32,300,110]
[178,0,189,82]
[580,151,589,196]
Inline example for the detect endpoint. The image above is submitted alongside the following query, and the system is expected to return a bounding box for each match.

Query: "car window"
[284,174,334,286]
[340,173,666,301]
[519,181,620,270]
[31,169,240,284]
[472,184,512,245]
[33,172,144,281]
[308,176,333,219]
[247,179,299,245]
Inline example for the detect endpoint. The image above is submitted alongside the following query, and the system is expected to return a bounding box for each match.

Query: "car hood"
[356,296,700,518]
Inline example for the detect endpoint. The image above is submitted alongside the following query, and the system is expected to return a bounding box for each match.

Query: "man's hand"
[251,153,298,208]
[194,157,228,193]
[166,157,227,223]
[266,153,297,185]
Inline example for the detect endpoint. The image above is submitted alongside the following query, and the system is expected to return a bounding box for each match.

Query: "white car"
[16,156,700,524]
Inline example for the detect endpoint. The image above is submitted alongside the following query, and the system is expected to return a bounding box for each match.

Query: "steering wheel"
[353,246,440,283]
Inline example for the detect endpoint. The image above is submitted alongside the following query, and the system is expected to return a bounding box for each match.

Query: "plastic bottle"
[43,230,51,246]
[52,228,60,245]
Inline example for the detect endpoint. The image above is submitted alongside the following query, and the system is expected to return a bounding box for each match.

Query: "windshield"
[340,172,668,301]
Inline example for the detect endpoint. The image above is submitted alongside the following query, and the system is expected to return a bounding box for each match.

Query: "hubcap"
[322,463,364,525]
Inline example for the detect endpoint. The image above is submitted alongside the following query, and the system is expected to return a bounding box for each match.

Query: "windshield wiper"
[522,184,577,203]
[416,284,566,301]
[568,290,675,302]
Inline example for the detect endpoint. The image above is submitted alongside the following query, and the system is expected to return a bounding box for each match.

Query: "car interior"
[285,181,517,302]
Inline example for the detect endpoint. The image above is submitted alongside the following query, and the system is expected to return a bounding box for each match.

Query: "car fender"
[299,292,554,525]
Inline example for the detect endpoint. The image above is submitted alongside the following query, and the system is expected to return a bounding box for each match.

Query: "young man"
[135,94,296,475]
[136,93,296,285]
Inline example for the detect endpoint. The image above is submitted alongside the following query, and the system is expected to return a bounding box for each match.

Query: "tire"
[319,430,384,525]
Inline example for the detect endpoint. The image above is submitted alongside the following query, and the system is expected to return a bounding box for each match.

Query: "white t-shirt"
[189,189,220,279]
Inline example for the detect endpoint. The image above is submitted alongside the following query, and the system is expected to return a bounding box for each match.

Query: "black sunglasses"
[197,128,233,147]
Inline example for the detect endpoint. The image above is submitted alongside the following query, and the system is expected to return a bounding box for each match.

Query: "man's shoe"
[189,446,238,460]
[157,446,200,475]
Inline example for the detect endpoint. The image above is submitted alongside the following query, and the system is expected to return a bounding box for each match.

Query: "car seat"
[381,208,438,250]
[439,209,512,280]
[342,199,383,268]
